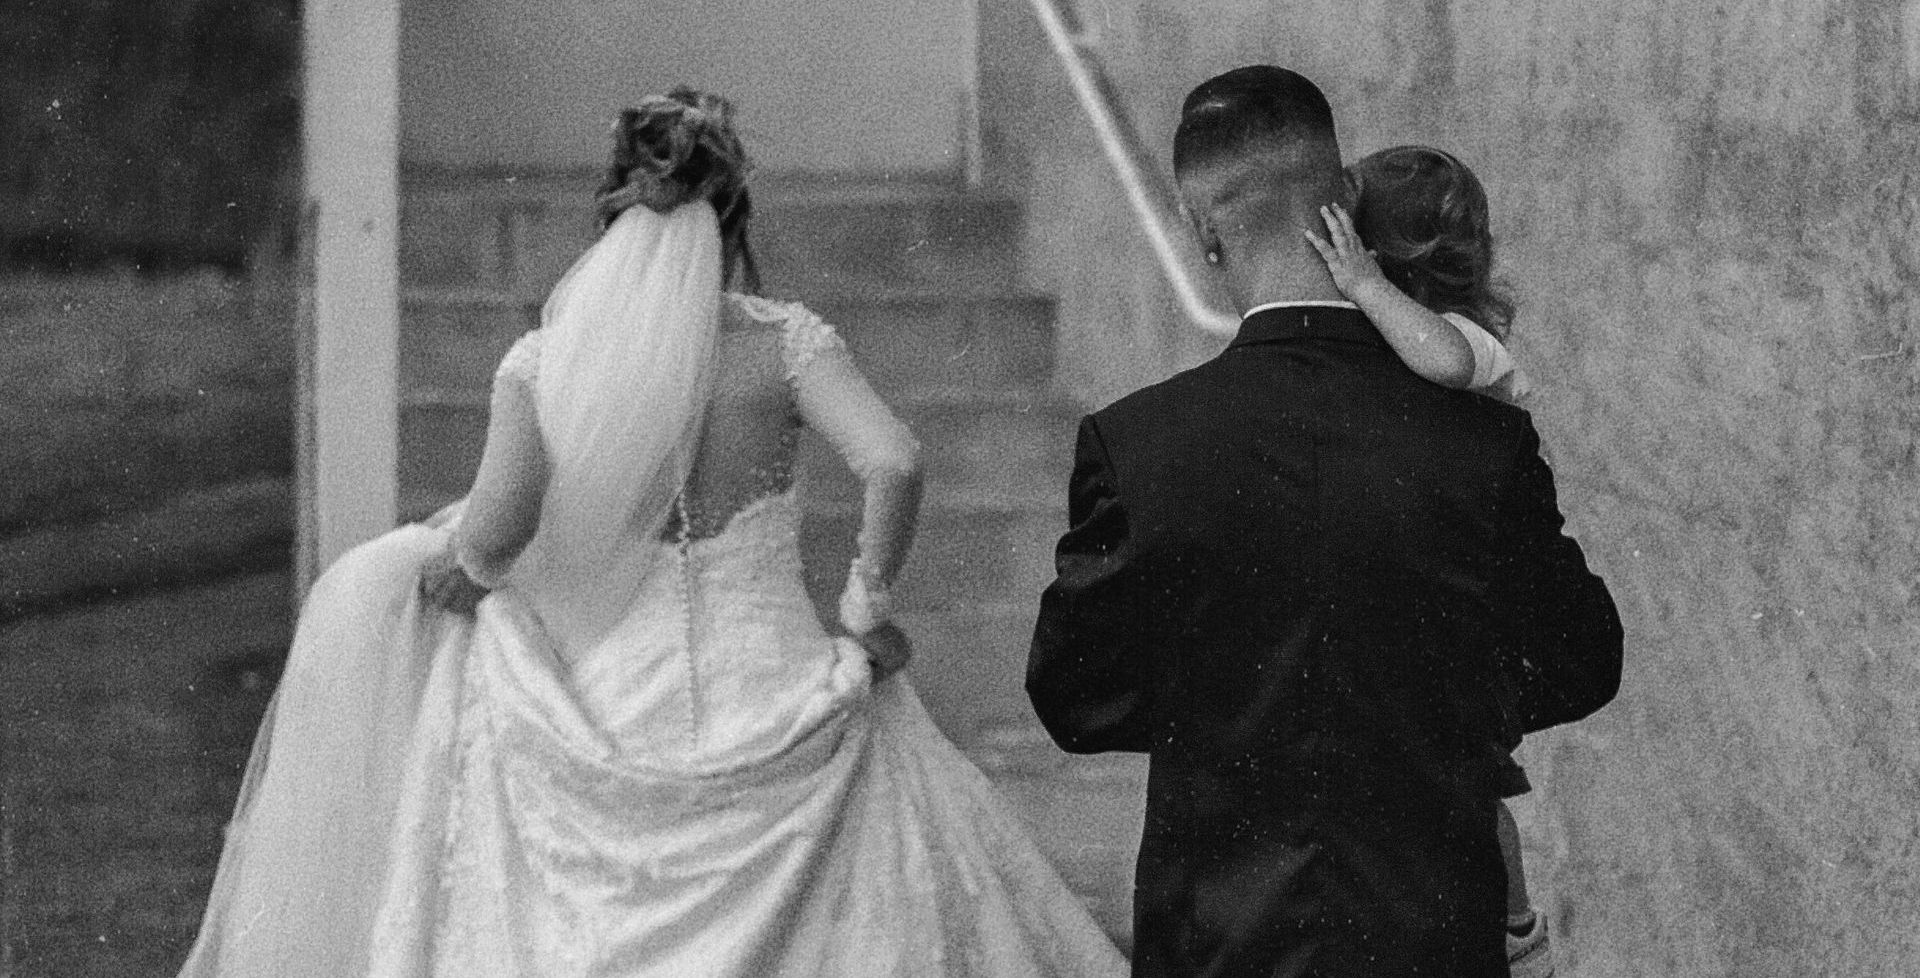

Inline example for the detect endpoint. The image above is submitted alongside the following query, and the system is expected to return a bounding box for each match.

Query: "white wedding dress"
[177,204,1126,978]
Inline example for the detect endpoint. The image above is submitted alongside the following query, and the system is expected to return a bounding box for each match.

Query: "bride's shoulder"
[723,292,844,372]
[725,291,814,328]
[494,329,543,385]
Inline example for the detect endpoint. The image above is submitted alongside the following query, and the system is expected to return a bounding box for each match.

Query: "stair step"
[399,381,1064,414]
[400,171,1026,304]
[399,190,512,289]
[756,194,1023,300]
[987,756,1146,949]
[396,436,1072,528]
[880,602,1050,742]
[400,170,1020,214]
[397,288,1055,403]
[810,291,1056,395]
[794,399,1074,510]
[397,402,487,522]
[797,504,1064,620]
[399,394,1075,518]
[397,295,539,400]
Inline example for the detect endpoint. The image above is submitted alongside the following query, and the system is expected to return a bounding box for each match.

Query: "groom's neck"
[1227,236,1348,311]
[1209,184,1352,312]
[1181,157,1353,312]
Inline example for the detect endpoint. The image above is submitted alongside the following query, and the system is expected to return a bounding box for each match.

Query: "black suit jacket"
[1028,306,1622,978]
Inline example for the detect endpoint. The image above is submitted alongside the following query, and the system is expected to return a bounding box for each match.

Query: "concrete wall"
[399,0,973,174]
[986,1,1920,973]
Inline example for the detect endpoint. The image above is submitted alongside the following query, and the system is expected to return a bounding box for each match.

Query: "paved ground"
[0,571,1144,977]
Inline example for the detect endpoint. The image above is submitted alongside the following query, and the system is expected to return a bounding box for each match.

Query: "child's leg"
[1498,799,1557,976]
[1495,799,1533,922]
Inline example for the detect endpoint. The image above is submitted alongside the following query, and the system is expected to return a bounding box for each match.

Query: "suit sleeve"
[1027,416,1160,754]
[1493,420,1625,733]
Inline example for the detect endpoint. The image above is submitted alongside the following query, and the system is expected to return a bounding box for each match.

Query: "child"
[1307,146,1529,403]
[1305,145,1552,978]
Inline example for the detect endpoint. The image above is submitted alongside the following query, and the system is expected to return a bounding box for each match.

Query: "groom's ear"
[1197,223,1224,263]
[1177,197,1222,258]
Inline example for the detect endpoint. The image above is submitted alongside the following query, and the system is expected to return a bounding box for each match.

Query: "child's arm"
[1306,204,1478,389]
[1441,312,1526,403]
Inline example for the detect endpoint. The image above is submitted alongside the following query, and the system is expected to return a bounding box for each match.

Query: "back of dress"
[484,291,911,765]
[503,289,911,610]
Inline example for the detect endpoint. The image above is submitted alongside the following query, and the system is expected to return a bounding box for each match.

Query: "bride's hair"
[598,87,762,294]
[1348,146,1514,341]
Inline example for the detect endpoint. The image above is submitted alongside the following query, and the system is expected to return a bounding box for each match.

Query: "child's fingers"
[1337,209,1369,257]
[1325,206,1361,254]
[1316,208,1356,258]
[1332,203,1360,242]
[1303,228,1337,262]
[1318,205,1344,242]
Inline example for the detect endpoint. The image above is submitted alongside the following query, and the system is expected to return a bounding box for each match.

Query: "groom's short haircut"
[1173,66,1340,178]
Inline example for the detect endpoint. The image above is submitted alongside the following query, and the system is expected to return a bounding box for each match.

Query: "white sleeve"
[1441,313,1516,393]
[454,332,550,587]
[755,297,924,632]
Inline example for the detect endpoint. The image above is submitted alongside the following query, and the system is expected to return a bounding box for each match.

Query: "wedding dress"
[177,203,1127,977]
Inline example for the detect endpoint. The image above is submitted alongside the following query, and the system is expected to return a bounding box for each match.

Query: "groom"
[1028,66,1623,977]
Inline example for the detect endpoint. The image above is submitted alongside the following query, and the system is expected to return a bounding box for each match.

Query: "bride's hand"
[1304,203,1388,300]
[419,544,490,616]
[856,623,913,682]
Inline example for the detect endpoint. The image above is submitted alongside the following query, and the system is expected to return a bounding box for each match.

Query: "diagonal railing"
[1027,0,1240,337]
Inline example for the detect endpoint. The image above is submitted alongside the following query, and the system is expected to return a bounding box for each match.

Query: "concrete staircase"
[395,171,1146,943]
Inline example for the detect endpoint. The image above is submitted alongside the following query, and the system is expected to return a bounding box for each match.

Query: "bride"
[177,88,1126,978]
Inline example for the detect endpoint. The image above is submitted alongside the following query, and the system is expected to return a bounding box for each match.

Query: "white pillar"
[297,0,400,588]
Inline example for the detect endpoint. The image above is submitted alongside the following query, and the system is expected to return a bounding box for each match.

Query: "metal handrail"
[1027,0,1239,337]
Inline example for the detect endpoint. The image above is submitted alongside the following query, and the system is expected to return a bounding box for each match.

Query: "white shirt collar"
[1242,299,1360,319]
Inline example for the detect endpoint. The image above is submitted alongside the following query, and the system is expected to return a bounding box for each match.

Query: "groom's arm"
[1493,421,1625,733]
[1027,417,1159,754]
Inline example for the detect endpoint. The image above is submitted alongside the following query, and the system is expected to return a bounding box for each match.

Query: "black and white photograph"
[0,1,1915,975]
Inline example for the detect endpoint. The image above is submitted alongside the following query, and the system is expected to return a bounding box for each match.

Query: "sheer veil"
[512,200,723,650]
[174,200,723,977]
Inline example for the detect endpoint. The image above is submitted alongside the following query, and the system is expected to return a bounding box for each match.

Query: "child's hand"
[1305,204,1388,299]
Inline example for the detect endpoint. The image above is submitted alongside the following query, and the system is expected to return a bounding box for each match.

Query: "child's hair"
[1348,146,1513,340]
[597,87,761,294]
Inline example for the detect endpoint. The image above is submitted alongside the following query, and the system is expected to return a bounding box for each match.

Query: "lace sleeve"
[779,308,847,378]
[455,336,550,587]
[726,292,849,377]
[774,304,923,632]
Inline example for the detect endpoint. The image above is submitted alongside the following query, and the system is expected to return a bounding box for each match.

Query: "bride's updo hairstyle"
[1348,146,1514,341]
[597,87,762,294]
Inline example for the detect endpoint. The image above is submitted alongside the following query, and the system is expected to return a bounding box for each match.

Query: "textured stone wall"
[986,1,1920,972]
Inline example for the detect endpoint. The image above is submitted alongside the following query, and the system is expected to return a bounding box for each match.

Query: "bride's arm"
[791,339,925,636]
[451,369,549,588]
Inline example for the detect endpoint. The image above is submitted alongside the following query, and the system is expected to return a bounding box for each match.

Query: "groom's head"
[1174,67,1349,301]
[1174,66,1341,172]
